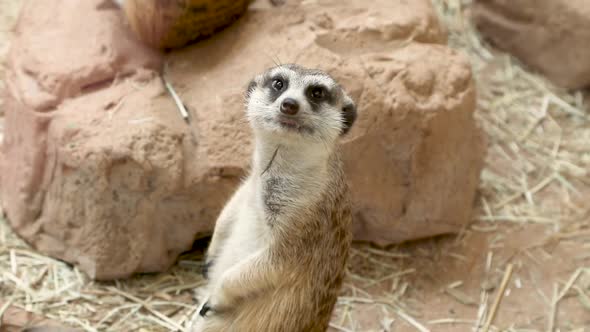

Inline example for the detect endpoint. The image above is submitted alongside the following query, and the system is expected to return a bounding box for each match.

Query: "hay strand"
[483,264,514,332]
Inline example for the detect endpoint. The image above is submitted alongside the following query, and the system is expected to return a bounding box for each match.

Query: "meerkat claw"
[202,260,213,279]
[199,301,212,317]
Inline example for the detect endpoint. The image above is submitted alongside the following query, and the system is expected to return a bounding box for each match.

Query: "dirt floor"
[1,0,589,331]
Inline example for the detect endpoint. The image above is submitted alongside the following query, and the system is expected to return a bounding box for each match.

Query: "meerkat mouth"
[278,117,301,130]
[270,116,313,134]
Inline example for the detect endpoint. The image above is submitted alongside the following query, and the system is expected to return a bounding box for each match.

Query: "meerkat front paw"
[196,289,231,318]
[203,283,236,314]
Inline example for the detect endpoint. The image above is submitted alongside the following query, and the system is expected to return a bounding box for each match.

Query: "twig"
[544,269,585,332]
[107,287,187,332]
[557,268,583,301]
[362,247,410,258]
[573,285,590,310]
[483,264,513,332]
[10,249,16,274]
[548,284,558,332]
[0,299,14,321]
[161,64,190,123]
[328,323,354,332]
[395,309,430,332]
[475,290,489,331]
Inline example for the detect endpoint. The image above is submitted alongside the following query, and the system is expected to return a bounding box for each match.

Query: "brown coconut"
[121,0,251,49]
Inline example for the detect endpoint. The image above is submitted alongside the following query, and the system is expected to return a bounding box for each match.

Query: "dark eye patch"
[264,75,288,102]
[309,86,326,100]
[305,85,334,112]
[272,79,284,91]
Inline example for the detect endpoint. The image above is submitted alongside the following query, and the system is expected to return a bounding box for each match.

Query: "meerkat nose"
[280,98,300,115]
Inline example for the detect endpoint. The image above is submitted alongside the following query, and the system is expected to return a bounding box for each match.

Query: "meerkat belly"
[209,202,269,282]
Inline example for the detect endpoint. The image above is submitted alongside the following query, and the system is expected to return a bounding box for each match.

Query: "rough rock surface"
[2,0,485,279]
[472,0,590,89]
[0,302,82,332]
[7,0,162,111]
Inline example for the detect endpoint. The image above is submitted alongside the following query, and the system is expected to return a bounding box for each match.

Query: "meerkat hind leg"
[204,248,275,312]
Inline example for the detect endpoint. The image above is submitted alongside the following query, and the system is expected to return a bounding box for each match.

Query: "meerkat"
[191,64,357,332]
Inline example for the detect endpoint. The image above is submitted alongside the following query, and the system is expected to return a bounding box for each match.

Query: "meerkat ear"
[245,79,258,101]
[340,96,357,136]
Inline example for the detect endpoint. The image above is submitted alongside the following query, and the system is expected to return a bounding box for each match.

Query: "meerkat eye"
[310,86,326,100]
[272,79,284,91]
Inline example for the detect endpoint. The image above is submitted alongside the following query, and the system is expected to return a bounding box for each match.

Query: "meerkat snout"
[280,98,300,115]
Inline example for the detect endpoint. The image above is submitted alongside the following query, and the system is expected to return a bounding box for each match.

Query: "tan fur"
[191,65,355,332]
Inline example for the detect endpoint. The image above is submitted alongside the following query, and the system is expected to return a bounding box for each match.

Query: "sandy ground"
[0,1,589,331]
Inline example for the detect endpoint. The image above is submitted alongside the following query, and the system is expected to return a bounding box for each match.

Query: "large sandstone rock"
[4,76,244,279]
[1,0,485,279]
[168,0,485,246]
[472,0,590,89]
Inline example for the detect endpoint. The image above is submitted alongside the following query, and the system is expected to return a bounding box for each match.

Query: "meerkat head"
[245,64,357,146]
